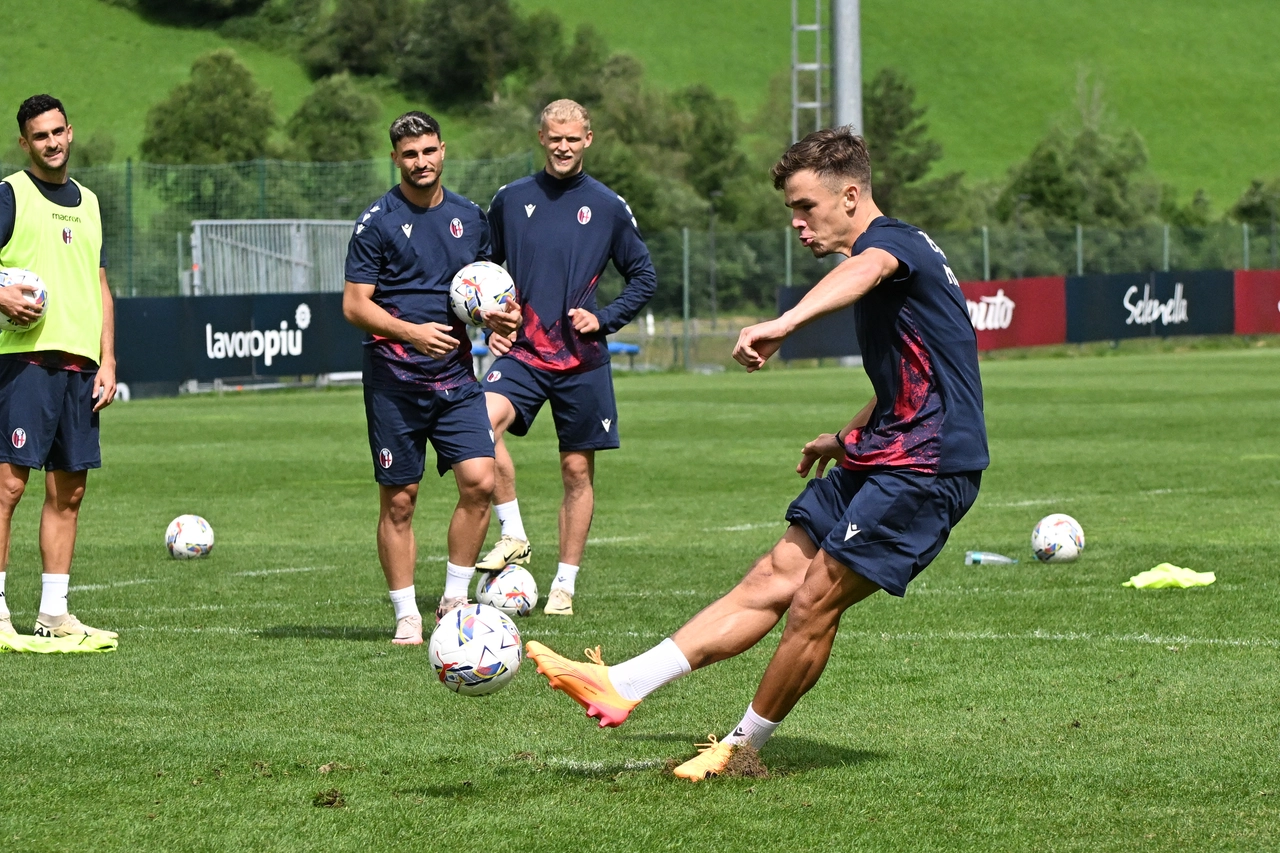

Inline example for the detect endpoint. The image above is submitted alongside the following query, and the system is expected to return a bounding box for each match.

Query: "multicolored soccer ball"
[476,565,539,617]
[449,261,515,326]
[1031,513,1085,563]
[166,514,215,559]
[0,268,48,332]
[428,603,522,696]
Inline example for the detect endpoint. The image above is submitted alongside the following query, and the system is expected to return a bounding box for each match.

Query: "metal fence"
[0,153,535,297]
[189,220,354,295]
[4,153,1276,304]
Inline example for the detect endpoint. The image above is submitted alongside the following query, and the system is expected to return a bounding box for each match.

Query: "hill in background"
[4,0,1279,207]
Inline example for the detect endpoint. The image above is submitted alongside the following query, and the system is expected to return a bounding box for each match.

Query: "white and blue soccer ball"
[1032,513,1085,563]
[166,514,215,559]
[476,565,539,617]
[0,268,48,332]
[428,603,522,696]
[449,261,515,326]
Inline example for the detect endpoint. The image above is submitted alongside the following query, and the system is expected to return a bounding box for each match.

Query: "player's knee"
[0,474,26,509]
[560,457,592,491]
[381,487,417,526]
[459,468,495,505]
[52,483,86,513]
[738,552,804,612]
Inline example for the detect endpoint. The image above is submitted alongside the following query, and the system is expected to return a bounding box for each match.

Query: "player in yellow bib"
[0,95,117,640]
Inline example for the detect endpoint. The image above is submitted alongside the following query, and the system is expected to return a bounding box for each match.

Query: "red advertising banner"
[1234,270,1280,334]
[959,277,1067,351]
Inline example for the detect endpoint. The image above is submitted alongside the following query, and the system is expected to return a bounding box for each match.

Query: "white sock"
[495,500,527,542]
[723,704,781,750]
[388,585,419,621]
[443,562,475,600]
[0,571,8,617]
[551,562,579,595]
[608,638,692,701]
[40,573,69,617]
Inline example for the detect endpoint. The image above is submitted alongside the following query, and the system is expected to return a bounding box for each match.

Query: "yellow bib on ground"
[0,170,104,362]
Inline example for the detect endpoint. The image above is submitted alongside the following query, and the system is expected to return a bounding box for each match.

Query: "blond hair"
[540,99,591,132]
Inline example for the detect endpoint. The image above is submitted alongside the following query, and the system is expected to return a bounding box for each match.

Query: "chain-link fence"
[1,153,535,297]
[5,153,1277,305]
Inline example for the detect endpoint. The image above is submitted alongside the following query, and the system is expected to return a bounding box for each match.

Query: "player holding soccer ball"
[343,112,520,644]
[479,99,657,616]
[0,95,117,641]
[527,127,989,779]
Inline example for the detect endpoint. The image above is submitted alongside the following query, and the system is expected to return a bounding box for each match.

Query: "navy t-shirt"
[344,185,490,391]
[488,171,657,374]
[839,216,989,475]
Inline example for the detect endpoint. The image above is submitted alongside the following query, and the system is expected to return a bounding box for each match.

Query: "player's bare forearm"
[93,269,117,411]
[343,281,412,340]
[734,251,898,372]
[837,396,877,442]
[782,248,899,331]
[343,281,457,358]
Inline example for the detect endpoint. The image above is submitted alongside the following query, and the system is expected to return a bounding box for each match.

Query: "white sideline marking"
[232,566,334,577]
[705,522,782,532]
[68,578,157,592]
[984,497,1075,508]
[126,625,251,634]
[587,535,646,544]
[543,757,667,772]
[853,629,1280,650]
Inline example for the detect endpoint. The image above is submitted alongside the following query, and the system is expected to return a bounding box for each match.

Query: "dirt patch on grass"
[313,788,346,808]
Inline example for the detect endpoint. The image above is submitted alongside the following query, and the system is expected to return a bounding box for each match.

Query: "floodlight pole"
[831,0,863,134]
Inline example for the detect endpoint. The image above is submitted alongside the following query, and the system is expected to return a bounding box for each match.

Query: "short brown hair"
[771,126,872,192]
[540,99,591,132]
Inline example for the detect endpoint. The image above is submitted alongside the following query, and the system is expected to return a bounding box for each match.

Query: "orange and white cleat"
[525,641,639,728]
[672,734,737,781]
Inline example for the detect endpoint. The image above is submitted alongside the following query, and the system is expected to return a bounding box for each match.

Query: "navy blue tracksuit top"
[488,170,657,373]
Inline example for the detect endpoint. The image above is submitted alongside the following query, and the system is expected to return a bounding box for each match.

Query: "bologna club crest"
[62,227,73,244]
[11,428,26,449]
[450,218,464,238]
[378,448,393,469]
[485,370,502,383]
[577,206,592,225]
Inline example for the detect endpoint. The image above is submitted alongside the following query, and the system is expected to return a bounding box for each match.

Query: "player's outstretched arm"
[342,281,458,358]
[733,248,900,372]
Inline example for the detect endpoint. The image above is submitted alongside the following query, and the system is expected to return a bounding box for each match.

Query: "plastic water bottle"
[965,551,1018,565]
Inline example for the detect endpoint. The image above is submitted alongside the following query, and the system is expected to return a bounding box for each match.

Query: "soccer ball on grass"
[0,268,48,332]
[449,261,515,326]
[1031,513,1085,563]
[428,603,522,696]
[476,565,539,616]
[166,514,215,559]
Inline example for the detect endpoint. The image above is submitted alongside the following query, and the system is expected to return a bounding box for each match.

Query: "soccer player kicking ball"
[0,95,118,642]
[478,99,657,616]
[344,112,520,644]
[526,127,989,779]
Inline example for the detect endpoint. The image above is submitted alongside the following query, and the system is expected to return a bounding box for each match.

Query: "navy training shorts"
[785,466,981,597]
[364,379,494,485]
[0,358,101,472]
[482,356,620,453]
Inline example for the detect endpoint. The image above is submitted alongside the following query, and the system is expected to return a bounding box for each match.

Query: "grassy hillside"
[0,0,433,160]
[5,0,1279,207]
[523,0,1280,206]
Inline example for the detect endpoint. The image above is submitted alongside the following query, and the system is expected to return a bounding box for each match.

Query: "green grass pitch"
[1,349,1278,850]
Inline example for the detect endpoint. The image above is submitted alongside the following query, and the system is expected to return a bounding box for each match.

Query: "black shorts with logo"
[0,358,101,472]
[482,356,620,452]
[785,466,981,597]
[363,379,494,485]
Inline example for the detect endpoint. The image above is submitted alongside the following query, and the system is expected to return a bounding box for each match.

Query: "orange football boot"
[525,641,639,728]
